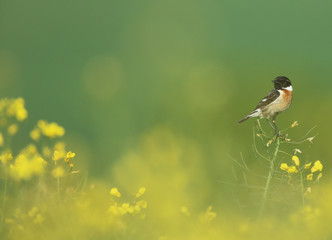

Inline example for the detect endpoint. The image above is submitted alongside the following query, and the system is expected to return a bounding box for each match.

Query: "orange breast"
[280,89,293,109]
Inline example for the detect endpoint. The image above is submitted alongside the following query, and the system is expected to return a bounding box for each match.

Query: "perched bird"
[238,76,293,134]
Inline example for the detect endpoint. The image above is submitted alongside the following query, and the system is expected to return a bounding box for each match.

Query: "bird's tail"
[238,115,251,123]
[238,109,260,124]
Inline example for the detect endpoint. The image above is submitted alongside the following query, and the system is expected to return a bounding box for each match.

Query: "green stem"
[258,137,280,219]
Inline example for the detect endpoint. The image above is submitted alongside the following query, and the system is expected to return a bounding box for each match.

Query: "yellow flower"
[28,207,38,217]
[10,154,47,180]
[8,124,18,136]
[311,160,323,173]
[30,128,41,141]
[26,144,38,155]
[304,187,312,196]
[52,150,62,163]
[110,187,121,197]
[127,205,135,214]
[304,162,312,169]
[0,152,13,165]
[6,98,28,121]
[306,173,313,181]
[280,163,289,171]
[37,120,65,138]
[53,142,66,159]
[136,187,146,198]
[51,166,65,178]
[65,151,76,163]
[287,166,298,173]
[136,200,147,209]
[33,214,44,224]
[42,147,52,158]
[292,155,300,166]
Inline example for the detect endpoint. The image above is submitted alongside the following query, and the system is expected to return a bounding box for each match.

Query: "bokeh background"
[1,0,332,239]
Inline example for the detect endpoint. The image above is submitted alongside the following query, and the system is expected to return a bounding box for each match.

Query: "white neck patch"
[283,85,293,91]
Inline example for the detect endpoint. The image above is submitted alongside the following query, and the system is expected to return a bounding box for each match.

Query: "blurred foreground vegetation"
[0,98,330,239]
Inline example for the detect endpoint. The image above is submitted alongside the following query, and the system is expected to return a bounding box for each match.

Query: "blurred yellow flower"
[0,132,4,146]
[37,120,65,138]
[306,173,313,181]
[5,98,28,121]
[52,150,62,163]
[304,162,312,169]
[33,214,45,224]
[292,155,300,166]
[110,187,121,197]
[26,144,38,155]
[0,151,13,165]
[8,124,18,136]
[10,154,47,180]
[280,163,289,171]
[136,200,147,209]
[311,160,323,173]
[42,146,52,158]
[304,187,312,196]
[51,166,65,178]
[136,187,146,198]
[30,128,40,141]
[287,166,298,173]
[53,142,66,160]
[28,207,38,217]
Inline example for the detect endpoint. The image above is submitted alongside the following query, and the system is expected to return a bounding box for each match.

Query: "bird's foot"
[274,131,287,141]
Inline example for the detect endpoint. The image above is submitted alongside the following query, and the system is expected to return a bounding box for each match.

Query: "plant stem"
[258,137,280,219]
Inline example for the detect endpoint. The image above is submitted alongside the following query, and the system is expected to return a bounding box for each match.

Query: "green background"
[1,0,331,212]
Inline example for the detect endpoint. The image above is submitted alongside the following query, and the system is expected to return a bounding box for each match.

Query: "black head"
[272,76,291,90]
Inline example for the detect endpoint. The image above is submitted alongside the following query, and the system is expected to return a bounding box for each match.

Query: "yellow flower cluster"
[280,155,323,182]
[30,120,65,140]
[5,206,44,229]
[108,187,147,216]
[9,145,47,180]
[0,98,28,122]
[0,98,28,141]
[110,187,121,197]
[0,151,13,165]
[51,143,77,177]
[280,155,300,173]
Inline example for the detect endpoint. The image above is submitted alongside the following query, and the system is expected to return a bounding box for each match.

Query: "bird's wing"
[255,89,280,109]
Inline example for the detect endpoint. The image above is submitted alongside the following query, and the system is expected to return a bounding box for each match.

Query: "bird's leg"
[266,119,279,136]
[272,120,279,135]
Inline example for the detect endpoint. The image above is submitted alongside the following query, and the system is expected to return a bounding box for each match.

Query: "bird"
[238,76,293,135]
